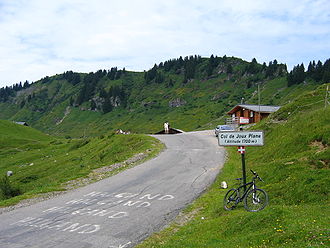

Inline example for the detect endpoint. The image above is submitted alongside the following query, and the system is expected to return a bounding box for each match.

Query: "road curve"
[0,130,226,248]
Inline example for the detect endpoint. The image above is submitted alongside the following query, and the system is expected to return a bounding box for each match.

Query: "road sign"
[218,131,264,146]
[218,131,264,192]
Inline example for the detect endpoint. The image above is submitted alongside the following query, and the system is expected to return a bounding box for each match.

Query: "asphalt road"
[0,130,226,248]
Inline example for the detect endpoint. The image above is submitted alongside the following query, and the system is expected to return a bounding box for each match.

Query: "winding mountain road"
[0,130,226,248]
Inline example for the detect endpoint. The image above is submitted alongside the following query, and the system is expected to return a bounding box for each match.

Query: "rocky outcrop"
[56,106,71,125]
[212,92,229,101]
[169,98,187,107]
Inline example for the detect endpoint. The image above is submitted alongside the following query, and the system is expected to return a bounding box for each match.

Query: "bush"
[0,176,21,200]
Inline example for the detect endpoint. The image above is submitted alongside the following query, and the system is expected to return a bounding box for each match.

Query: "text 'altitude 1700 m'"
[218,131,264,146]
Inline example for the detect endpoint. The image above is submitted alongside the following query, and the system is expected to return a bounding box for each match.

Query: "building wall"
[232,108,269,124]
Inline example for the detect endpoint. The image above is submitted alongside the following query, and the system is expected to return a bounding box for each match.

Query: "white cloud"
[0,0,329,87]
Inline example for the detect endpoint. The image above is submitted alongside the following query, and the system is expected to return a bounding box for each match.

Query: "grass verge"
[136,84,330,248]
[0,120,164,206]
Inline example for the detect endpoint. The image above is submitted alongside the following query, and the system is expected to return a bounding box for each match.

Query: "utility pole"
[258,84,261,121]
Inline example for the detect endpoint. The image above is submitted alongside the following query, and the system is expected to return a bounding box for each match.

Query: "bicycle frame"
[235,178,257,202]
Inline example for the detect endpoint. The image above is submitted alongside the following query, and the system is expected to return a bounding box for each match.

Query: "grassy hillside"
[137,84,330,248]
[0,55,311,137]
[0,120,163,206]
[0,120,52,146]
[1,55,329,138]
[3,74,321,137]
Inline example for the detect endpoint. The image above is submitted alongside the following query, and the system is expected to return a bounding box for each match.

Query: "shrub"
[0,176,21,200]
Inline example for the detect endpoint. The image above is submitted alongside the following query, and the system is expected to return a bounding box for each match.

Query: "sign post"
[237,146,246,189]
[241,148,247,190]
[218,131,264,189]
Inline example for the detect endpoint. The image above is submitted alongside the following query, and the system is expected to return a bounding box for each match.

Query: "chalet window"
[250,112,254,117]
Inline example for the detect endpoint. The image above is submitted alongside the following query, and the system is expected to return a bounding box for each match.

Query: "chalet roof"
[154,127,183,134]
[14,121,29,126]
[227,104,281,114]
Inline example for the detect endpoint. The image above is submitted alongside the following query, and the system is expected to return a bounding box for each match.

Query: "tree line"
[144,55,203,85]
[0,81,31,102]
[2,56,329,111]
[143,54,287,87]
[287,59,330,86]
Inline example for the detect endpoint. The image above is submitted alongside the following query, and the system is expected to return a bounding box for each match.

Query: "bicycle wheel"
[244,188,268,212]
[223,188,239,210]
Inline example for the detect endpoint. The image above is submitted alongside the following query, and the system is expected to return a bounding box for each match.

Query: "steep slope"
[137,84,330,248]
[0,120,52,147]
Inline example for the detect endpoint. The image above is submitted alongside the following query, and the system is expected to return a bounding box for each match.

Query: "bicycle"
[223,170,268,212]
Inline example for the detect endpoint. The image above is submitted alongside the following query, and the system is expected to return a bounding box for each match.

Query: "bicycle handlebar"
[250,169,264,182]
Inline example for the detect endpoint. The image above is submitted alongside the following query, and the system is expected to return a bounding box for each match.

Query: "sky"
[0,0,329,88]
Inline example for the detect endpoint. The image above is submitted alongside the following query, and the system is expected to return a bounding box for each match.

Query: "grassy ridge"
[51,77,323,137]
[0,120,164,206]
[137,84,330,248]
[0,56,315,137]
[0,120,51,147]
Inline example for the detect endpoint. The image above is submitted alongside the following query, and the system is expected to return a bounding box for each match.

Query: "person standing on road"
[164,121,169,134]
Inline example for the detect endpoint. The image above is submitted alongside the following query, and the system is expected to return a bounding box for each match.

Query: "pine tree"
[323,71,330,82]
[69,97,74,106]
[71,73,80,85]
[76,84,88,105]
[102,96,113,114]
[287,63,306,86]
[266,61,274,77]
[90,100,97,110]
[227,64,233,74]
[207,54,216,76]
[155,72,164,84]
[307,61,315,77]
[23,80,30,88]
[99,88,107,98]
[314,60,323,81]
[297,63,306,83]
[322,59,330,82]
[183,56,197,81]
[247,58,259,74]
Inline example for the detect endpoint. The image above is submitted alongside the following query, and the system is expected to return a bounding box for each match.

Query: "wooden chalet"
[227,104,280,124]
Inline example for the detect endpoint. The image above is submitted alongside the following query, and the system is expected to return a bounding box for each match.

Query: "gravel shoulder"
[0,147,161,215]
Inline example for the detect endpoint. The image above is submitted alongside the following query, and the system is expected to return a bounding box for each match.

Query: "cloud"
[0,0,329,87]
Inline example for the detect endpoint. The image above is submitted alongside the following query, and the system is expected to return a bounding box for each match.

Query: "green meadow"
[0,120,163,206]
[137,84,330,247]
